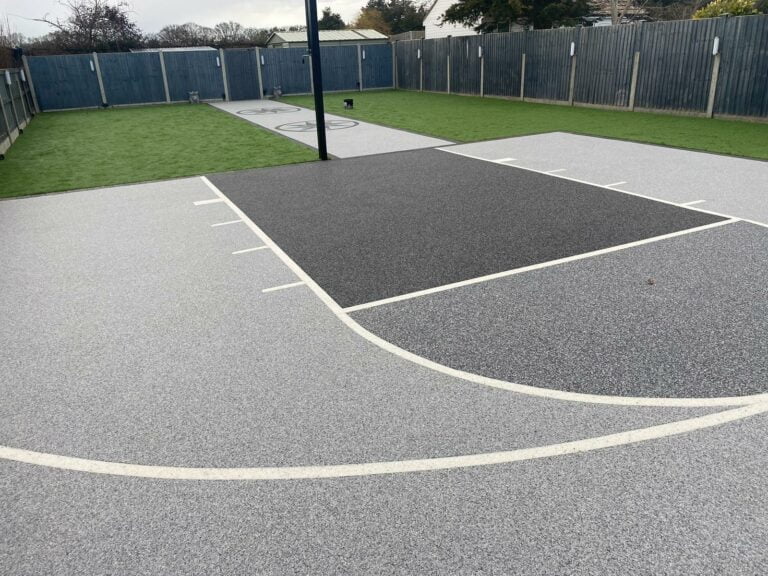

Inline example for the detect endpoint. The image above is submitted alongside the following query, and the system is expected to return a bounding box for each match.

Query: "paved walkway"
[211,99,452,158]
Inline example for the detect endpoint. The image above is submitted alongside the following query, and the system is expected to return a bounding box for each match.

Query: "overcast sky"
[3,0,370,38]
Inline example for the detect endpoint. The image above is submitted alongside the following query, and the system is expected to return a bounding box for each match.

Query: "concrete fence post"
[447,53,451,94]
[392,43,398,89]
[21,56,40,114]
[520,53,526,100]
[419,40,424,92]
[568,46,577,105]
[357,44,363,91]
[706,43,722,118]
[255,48,264,99]
[628,51,640,111]
[92,52,107,106]
[219,49,230,101]
[479,44,484,98]
[158,51,171,103]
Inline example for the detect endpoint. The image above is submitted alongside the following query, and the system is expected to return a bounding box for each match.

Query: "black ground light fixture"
[304,0,328,160]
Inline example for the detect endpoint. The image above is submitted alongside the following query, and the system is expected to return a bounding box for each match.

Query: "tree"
[352,8,393,34]
[318,7,346,30]
[153,22,215,47]
[214,21,245,46]
[443,0,590,30]
[693,0,758,16]
[36,0,142,52]
[357,0,427,35]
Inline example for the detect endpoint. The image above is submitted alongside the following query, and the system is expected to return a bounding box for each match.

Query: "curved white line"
[2,403,766,480]
[202,177,768,409]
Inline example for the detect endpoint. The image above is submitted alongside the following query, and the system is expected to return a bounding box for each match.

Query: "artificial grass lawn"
[284,90,768,160]
[0,104,317,198]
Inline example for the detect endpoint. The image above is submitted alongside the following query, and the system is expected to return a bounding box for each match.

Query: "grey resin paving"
[443,132,768,224]
[210,148,722,308]
[4,411,768,575]
[0,179,703,469]
[352,221,768,398]
[212,99,451,158]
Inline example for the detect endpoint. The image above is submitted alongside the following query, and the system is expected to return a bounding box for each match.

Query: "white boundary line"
[681,200,707,206]
[262,281,306,293]
[604,181,627,187]
[212,220,244,227]
[193,198,225,206]
[438,148,768,230]
[200,177,768,409]
[342,219,738,313]
[2,402,766,480]
[232,246,268,255]
[546,168,567,174]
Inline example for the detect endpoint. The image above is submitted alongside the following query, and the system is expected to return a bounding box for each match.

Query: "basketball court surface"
[1,124,767,574]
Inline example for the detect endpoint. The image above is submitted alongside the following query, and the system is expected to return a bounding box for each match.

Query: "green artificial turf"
[0,104,317,198]
[283,90,768,160]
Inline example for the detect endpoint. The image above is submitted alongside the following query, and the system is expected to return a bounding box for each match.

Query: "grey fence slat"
[574,25,635,107]
[395,40,420,90]
[163,50,225,102]
[524,28,575,101]
[0,78,12,136]
[483,32,525,98]
[98,52,166,105]
[423,37,449,92]
[27,54,102,110]
[715,15,768,117]
[450,36,482,95]
[320,45,359,91]
[362,43,393,89]
[261,48,311,96]
[224,49,261,100]
[635,19,718,112]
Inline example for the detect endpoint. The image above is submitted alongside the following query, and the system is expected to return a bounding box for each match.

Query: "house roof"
[267,29,388,44]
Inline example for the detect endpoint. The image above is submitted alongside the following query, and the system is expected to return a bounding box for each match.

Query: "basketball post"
[305,0,328,160]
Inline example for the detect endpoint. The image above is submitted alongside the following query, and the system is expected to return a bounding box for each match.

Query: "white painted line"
[199,177,768,409]
[232,246,269,255]
[546,168,567,174]
[1,402,766,480]
[343,218,739,313]
[682,200,707,206]
[211,220,244,227]
[193,198,225,206]
[262,281,306,293]
[440,147,768,228]
[494,157,517,163]
[604,181,627,187]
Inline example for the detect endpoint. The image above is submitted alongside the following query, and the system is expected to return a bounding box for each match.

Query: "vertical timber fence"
[25,44,393,111]
[18,14,768,121]
[395,14,768,120]
[0,68,35,158]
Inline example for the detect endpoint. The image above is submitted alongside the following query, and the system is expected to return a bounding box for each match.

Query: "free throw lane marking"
[199,177,768,409]
[2,402,767,480]
[262,281,306,293]
[212,220,244,227]
[342,219,739,313]
[193,198,225,206]
[232,246,269,255]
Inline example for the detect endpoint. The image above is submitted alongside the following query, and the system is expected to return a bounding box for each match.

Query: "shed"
[266,29,388,48]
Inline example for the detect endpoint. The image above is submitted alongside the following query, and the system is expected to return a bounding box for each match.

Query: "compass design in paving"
[276,119,359,132]
[237,107,301,115]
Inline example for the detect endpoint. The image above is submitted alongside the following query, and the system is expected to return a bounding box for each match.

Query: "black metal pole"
[305,0,328,160]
